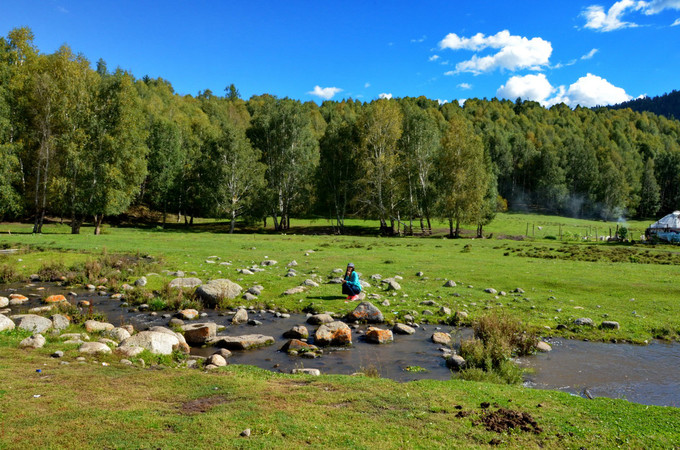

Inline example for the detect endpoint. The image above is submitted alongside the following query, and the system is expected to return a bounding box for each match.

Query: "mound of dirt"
[181,395,229,414]
[477,408,542,434]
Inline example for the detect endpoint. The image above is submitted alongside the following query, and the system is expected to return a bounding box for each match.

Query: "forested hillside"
[2,27,680,235]
[610,90,680,120]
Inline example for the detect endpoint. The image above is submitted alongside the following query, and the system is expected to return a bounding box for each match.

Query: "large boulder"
[169,277,203,289]
[280,339,319,354]
[79,342,112,355]
[346,302,384,323]
[432,332,452,345]
[19,334,46,349]
[106,327,132,342]
[206,354,227,367]
[601,321,620,330]
[50,314,70,331]
[365,327,393,344]
[314,321,352,346]
[43,294,67,304]
[232,308,248,324]
[574,318,594,327]
[195,279,242,307]
[283,325,309,339]
[84,320,115,333]
[392,323,415,335]
[283,286,305,295]
[208,334,275,351]
[445,354,466,370]
[307,313,334,325]
[119,331,186,355]
[12,314,52,333]
[182,322,217,345]
[0,314,15,332]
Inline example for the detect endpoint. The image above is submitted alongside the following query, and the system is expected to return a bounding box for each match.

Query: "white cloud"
[673,17,680,25]
[379,93,393,99]
[438,30,552,74]
[429,55,440,62]
[437,99,448,105]
[457,83,472,90]
[641,0,680,14]
[458,98,467,106]
[444,70,455,76]
[582,0,646,31]
[411,35,427,43]
[496,73,631,108]
[497,74,555,104]
[308,85,342,100]
[581,48,599,59]
[364,82,371,88]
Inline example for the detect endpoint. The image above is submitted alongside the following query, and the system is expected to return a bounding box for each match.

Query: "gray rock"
[79,342,112,355]
[445,354,466,370]
[484,288,498,294]
[536,341,552,352]
[106,327,132,342]
[213,348,232,359]
[432,332,452,345]
[420,300,437,306]
[182,322,217,345]
[346,302,384,323]
[287,260,298,267]
[307,313,334,325]
[574,318,594,326]
[455,311,469,321]
[52,350,64,358]
[601,321,620,330]
[168,277,202,289]
[12,314,52,333]
[19,334,46,349]
[283,325,309,339]
[248,320,262,326]
[242,292,258,301]
[439,306,452,316]
[195,279,242,307]
[386,280,401,291]
[238,269,255,275]
[169,318,185,327]
[332,268,344,274]
[134,276,147,287]
[443,280,457,287]
[416,271,424,277]
[292,368,321,376]
[177,309,199,320]
[0,297,8,308]
[119,331,184,355]
[247,286,262,296]
[50,314,70,331]
[365,326,393,344]
[0,314,15,332]
[283,286,306,295]
[208,334,275,350]
[314,321,352,346]
[393,323,415,335]
[327,278,344,284]
[207,354,227,367]
[302,279,319,287]
[232,308,248,324]
[260,259,277,266]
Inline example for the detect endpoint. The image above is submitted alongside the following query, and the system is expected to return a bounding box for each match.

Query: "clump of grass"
[37,261,67,281]
[0,263,20,283]
[359,364,381,378]
[55,302,106,324]
[457,312,537,384]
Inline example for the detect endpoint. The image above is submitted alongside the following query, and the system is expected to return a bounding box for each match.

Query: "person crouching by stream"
[342,263,362,300]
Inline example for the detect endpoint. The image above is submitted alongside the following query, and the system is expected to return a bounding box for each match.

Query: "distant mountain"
[609,90,680,120]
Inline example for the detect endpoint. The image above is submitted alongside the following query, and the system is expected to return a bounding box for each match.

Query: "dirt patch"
[477,408,542,434]
[180,395,229,414]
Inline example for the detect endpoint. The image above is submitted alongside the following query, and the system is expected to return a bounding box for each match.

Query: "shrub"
[38,261,66,281]
[0,264,20,283]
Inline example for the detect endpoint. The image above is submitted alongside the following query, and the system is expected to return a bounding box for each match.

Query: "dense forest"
[2,27,680,236]
[610,90,680,121]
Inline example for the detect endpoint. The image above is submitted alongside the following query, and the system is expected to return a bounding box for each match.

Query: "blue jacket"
[345,271,361,292]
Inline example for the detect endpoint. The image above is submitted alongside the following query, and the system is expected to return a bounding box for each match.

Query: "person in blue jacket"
[342,262,362,300]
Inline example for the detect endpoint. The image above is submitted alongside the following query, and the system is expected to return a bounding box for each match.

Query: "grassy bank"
[1,329,679,449]
[1,213,678,343]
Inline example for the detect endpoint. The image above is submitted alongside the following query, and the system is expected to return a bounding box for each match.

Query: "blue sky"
[2,0,679,107]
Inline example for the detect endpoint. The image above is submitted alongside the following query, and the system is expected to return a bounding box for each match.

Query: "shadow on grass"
[306,295,347,301]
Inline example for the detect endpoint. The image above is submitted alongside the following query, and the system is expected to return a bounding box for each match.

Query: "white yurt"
[646,211,680,242]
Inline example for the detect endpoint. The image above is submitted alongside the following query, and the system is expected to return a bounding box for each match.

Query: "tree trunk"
[420,217,425,235]
[448,218,454,238]
[71,215,82,234]
[455,220,461,239]
[93,214,104,235]
[230,210,236,234]
[427,216,432,234]
[477,224,483,238]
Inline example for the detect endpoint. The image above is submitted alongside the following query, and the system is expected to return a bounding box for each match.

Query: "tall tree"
[638,158,661,218]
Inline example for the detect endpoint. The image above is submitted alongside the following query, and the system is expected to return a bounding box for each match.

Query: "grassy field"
[1,329,679,449]
[0,213,678,343]
[1,212,680,448]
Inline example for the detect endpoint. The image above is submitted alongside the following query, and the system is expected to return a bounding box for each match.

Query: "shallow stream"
[2,282,679,407]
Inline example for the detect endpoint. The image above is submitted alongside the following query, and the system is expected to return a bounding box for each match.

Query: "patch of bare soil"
[477,407,542,434]
[180,395,229,414]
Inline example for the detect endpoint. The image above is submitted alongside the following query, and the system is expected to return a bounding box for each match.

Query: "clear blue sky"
[2,0,679,107]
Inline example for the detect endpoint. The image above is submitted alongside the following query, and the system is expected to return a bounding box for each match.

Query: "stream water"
[2,282,679,407]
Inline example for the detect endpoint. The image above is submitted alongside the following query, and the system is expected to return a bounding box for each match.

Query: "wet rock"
[208,334,275,350]
[445,354,466,370]
[315,321,352,346]
[195,279,242,307]
[283,325,309,339]
[169,277,202,289]
[432,332,452,345]
[284,286,306,295]
[280,339,319,354]
[292,368,320,376]
[307,313,334,325]
[574,318,594,327]
[178,309,199,320]
[181,322,217,345]
[232,308,248,324]
[79,342,112,355]
[248,320,263,326]
[12,314,53,333]
[134,277,147,287]
[0,314,15,332]
[50,314,70,331]
[393,323,415,335]
[346,302,384,323]
[119,331,185,355]
[601,321,620,330]
[536,341,552,352]
[206,354,227,367]
[106,327,132,342]
[365,327,393,344]
[19,334,46,349]
[444,280,457,287]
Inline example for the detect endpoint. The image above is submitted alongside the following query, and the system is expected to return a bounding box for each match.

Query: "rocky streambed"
[1,281,679,407]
